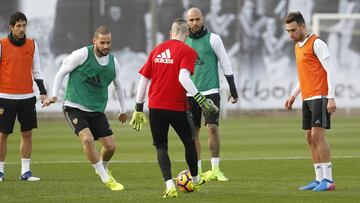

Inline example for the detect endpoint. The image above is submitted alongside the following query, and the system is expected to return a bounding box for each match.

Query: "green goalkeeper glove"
[130,103,148,131]
[194,92,219,115]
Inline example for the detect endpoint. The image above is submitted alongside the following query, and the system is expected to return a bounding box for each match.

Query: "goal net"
[312,13,360,108]
[312,13,360,57]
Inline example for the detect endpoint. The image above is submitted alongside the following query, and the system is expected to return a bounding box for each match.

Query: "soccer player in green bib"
[185,7,239,181]
[43,26,127,191]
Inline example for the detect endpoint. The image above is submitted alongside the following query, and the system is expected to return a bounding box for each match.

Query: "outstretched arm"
[42,62,71,107]
[179,69,219,114]
[178,68,198,96]
[43,48,87,107]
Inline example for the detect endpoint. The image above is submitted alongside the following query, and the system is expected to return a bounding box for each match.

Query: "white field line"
[5,155,360,165]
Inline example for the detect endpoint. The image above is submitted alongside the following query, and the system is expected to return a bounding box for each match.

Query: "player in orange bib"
[284,11,336,192]
[0,11,47,182]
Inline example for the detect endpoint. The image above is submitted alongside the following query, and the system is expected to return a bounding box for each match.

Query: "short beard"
[191,26,201,34]
[95,46,108,57]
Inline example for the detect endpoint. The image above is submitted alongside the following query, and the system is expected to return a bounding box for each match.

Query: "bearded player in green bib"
[185,8,239,182]
[43,26,127,191]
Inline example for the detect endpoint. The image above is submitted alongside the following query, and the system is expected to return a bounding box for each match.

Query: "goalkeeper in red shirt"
[130,18,218,198]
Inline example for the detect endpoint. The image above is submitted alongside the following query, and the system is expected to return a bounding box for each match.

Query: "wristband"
[34,79,47,95]
[225,75,238,98]
[135,103,144,112]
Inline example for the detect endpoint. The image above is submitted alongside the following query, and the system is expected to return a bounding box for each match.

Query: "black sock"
[156,147,172,181]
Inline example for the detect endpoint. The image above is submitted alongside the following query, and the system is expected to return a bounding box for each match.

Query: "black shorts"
[187,93,220,128]
[302,98,331,130]
[0,97,37,134]
[63,106,113,140]
[149,108,196,148]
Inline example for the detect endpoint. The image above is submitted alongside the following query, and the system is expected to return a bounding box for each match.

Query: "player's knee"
[81,136,95,146]
[183,139,195,149]
[311,132,323,143]
[104,143,116,152]
[21,131,32,138]
[207,124,218,135]
[155,142,168,151]
[305,135,314,145]
[305,130,312,142]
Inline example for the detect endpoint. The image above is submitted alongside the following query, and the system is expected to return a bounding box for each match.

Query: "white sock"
[197,160,202,173]
[211,157,220,171]
[321,162,333,181]
[313,163,323,181]
[165,179,175,190]
[21,158,31,175]
[101,160,109,170]
[93,161,110,183]
[192,175,200,184]
[0,161,4,173]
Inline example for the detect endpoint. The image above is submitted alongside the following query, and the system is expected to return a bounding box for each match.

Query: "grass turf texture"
[0,116,359,203]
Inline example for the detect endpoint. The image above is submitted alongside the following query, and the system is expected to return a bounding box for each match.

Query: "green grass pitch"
[0,115,359,202]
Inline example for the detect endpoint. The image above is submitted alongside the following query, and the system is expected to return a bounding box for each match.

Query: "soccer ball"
[176,169,194,193]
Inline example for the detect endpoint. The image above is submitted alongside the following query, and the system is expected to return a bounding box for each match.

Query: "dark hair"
[94,26,110,38]
[9,11,27,26]
[284,11,305,25]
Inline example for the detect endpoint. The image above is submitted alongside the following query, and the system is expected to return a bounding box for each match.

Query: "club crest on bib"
[72,118,78,125]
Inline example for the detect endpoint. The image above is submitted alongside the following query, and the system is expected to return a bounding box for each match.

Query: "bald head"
[186,7,203,20]
[170,18,189,41]
[186,7,204,33]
